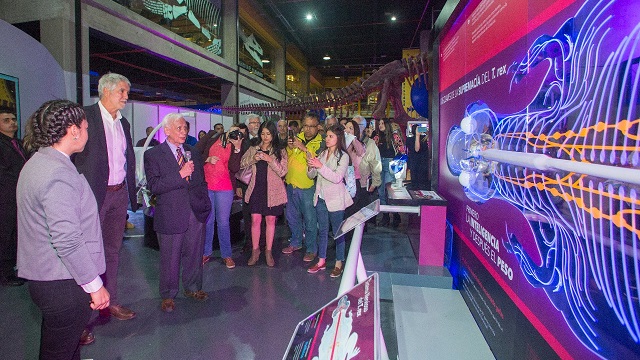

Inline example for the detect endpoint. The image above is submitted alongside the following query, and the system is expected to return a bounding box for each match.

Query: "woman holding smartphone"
[307,124,353,277]
[408,124,430,190]
[240,121,288,267]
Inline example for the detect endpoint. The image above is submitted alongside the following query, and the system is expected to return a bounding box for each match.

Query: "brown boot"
[265,250,275,267]
[248,249,260,266]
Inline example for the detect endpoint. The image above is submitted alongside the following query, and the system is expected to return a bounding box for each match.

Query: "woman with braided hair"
[17,100,109,360]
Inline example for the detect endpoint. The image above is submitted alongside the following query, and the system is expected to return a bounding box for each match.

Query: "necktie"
[176,147,190,182]
[11,139,27,162]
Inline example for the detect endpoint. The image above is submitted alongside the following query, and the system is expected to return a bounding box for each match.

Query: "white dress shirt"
[98,101,127,186]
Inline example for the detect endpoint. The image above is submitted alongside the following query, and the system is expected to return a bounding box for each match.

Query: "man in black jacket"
[0,107,26,286]
[74,73,139,321]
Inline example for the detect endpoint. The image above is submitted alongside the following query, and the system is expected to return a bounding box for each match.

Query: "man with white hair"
[324,114,338,130]
[352,115,368,139]
[244,114,262,146]
[74,73,139,324]
[144,113,211,312]
[277,118,289,141]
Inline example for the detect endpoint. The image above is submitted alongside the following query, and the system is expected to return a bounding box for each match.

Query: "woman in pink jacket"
[306,124,353,277]
[240,121,288,267]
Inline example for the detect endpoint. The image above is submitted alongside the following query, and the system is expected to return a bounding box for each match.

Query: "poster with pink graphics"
[438,0,640,358]
[283,274,380,360]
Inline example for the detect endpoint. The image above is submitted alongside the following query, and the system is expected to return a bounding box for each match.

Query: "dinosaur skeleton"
[215,52,429,123]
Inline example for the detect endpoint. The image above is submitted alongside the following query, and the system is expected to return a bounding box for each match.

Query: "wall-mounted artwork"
[0,73,20,133]
[120,0,222,55]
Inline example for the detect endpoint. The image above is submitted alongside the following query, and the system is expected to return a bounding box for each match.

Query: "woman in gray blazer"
[17,100,110,360]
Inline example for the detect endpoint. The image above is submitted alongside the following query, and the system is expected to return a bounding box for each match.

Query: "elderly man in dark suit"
[144,113,211,312]
[74,73,139,322]
[0,107,27,286]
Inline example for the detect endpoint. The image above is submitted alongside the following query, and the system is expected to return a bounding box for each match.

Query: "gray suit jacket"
[17,147,105,285]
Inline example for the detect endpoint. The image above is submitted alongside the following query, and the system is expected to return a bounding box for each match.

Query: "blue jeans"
[316,197,345,261]
[378,157,394,205]
[204,190,234,258]
[285,184,318,254]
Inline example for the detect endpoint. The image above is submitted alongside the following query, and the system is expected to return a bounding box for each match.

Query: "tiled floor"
[1,211,493,360]
[0,212,407,360]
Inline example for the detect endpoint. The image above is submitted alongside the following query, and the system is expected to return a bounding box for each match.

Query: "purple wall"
[437,0,640,358]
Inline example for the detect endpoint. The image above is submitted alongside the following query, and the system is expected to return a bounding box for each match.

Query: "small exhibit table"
[386,185,447,267]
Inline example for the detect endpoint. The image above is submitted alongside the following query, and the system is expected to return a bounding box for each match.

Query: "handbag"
[236,166,253,185]
[345,165,357,198]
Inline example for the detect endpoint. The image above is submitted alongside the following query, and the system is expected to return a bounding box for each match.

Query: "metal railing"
[337,204,421,360]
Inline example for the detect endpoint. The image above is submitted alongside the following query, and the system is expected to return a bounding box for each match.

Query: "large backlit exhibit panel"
[438,0,639,358]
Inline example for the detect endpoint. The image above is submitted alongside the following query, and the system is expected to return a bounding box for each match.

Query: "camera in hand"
[229,129,244,140]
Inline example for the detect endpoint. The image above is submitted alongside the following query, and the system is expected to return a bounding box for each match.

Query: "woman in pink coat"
[240,121,288,267]
[306,125,353,277]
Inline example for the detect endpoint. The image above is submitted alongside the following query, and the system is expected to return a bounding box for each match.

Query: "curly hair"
[23,100,85,153]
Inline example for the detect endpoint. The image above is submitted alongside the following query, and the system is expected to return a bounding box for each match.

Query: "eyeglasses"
[249,121,260,125]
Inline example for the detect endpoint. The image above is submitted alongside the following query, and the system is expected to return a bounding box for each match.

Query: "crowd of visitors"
[2,72,430,359]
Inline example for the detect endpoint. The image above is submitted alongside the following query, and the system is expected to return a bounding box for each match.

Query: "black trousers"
[28,279,92,360]
[0,203,18,277]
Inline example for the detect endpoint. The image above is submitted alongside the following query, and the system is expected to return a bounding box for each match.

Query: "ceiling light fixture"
[323,55,331,60]
[306,13,313,20]
[262,59,270,63]
[391,16,397,21]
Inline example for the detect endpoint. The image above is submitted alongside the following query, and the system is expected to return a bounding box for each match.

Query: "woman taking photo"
[196,127,243,268]
[408,124,430,190]
[371,118,400,227]
[345,119,382,217]
[307,124,353,277]
[240,121,288,267]
[17,100,110,360]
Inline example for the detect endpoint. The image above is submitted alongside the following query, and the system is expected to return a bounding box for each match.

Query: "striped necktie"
[176,147,190,181]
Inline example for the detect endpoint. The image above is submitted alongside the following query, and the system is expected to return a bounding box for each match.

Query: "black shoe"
[1,274,25,286]
[379,214,390,227]
[392,213,401,228]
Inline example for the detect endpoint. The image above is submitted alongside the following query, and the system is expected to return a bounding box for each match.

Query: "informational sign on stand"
[283,273,381,360]
[334,199,379,239]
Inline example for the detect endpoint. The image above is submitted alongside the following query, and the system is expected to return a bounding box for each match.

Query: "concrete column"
[221,83,238,123]
[302,70,310,95]
[81,17,91,106]
[274,45,285,91]
[40,16,78,101]
[222,0,238,66]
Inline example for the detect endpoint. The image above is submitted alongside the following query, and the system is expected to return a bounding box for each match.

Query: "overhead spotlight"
[262,59,270,63]
[306,13,313,20]
[323,55,331,60]
[391,16,397,21]
[335,76,340,79]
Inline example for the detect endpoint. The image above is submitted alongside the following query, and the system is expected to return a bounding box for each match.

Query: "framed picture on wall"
[0,73,20,134]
